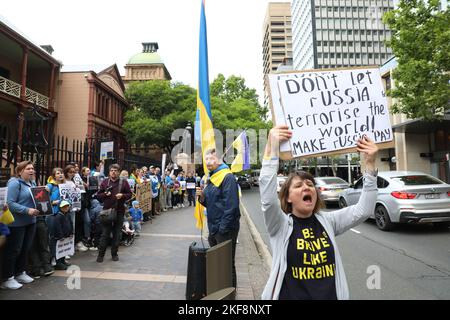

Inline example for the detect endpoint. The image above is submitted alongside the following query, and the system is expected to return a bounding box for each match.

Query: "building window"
[366,30,371,36]
[368,53,373,58]
[361,41,366,47]
[360,30,365,35]
[348,30,352,35]
[317,41,322,46]
[349,41,353,47]
[356,53,360,58]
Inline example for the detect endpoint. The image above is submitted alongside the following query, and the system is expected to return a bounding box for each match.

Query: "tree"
[383,0,450,120]
[123,76,271,156]
[123,81,196,153]
[210,74,269,120]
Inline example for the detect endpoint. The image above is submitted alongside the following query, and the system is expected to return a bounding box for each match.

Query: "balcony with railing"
[0,75,49,108]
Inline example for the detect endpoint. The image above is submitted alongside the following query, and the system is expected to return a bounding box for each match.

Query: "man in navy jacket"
[197,149,240,288]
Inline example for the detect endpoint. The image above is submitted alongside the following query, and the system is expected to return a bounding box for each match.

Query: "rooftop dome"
[127,42,163,65]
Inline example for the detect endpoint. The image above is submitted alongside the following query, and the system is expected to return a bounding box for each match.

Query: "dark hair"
[109,163,121,171]
[278,171,324,214]
[130,164,138,174]
[64,165,75,179]
[15,160,33,176]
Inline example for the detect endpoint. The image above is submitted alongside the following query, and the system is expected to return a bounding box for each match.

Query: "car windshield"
[317,178,347,185]
[391,175,443,186]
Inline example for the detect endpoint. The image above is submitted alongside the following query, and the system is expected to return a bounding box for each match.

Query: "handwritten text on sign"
[56,235,75,260]
[276,68,393,157]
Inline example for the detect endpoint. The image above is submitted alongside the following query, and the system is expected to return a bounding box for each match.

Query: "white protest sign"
[56,235,75,260]
[127,179,136,190]
[268,67,393,158]
[73,173,86,193]
[59,183,82,211]
[161,153,167,177]
[186,182,196,190]
[0,187,7,208]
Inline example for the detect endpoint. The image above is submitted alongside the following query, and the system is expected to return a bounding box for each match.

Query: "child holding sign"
[260,125,378,300]
[48,200,73,270]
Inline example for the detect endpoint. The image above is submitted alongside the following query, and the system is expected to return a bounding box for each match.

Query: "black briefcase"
[185,241,208,300]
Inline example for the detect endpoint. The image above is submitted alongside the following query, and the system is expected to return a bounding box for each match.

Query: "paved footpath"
[0,203,269,300]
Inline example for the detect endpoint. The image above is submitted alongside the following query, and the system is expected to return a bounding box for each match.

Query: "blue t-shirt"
[129,207,143,222]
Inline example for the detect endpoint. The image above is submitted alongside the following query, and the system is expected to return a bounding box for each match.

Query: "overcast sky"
[2,0,290,102]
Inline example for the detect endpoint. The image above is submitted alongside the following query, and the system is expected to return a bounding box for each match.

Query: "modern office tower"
[291,0,394,70]
[262,2,293,109]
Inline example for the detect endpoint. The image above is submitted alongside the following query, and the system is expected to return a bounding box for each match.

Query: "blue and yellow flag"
[194,0,214,230]
[231,131,250,173]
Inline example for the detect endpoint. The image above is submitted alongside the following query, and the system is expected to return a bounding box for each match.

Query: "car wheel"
[375,205,394,231]
[338,197,347,208]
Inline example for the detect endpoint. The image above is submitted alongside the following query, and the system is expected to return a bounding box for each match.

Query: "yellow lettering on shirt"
[290,264,336,280]
[320,237,330,248]
[302,228,315,239]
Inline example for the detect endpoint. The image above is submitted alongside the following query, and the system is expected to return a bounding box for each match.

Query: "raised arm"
[260,125,292,237]
[326,135,379,235]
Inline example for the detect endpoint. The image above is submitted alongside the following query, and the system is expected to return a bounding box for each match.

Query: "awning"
[392,113,450,134]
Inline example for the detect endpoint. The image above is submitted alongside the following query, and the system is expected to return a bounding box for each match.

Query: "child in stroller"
[120,207,135,247]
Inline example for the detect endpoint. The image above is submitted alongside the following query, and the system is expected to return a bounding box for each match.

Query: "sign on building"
[100,141,114,160]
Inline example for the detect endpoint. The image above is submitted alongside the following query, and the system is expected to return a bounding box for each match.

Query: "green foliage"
[123,75,270,153]
[210,74,269,121]
[124,81,196,152]
[383,0,450,120]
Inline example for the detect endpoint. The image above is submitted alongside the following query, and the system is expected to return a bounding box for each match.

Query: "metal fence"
[0,123,155,186]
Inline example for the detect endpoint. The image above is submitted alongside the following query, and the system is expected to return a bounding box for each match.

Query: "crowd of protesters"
[0,159,199,290]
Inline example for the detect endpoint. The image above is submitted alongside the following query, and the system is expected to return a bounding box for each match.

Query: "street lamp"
[185,122,193,160]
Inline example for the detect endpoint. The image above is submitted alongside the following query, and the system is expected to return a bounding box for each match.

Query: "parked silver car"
[338,171,450,231]
[316,177,350,204]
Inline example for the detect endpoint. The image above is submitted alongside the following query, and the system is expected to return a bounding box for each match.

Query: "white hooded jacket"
[259,159,377,300]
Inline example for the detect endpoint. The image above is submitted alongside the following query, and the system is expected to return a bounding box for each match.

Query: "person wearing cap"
[48,200,73,270]
[129,201,143,236]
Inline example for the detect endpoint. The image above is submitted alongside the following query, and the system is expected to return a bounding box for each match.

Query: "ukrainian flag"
[231,131,250,173]
[194,0,214,230]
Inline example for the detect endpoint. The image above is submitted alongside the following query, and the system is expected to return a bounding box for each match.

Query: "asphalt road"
[240,186,450,300]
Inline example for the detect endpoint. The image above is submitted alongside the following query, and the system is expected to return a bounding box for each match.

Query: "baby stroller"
[120,214,135,247]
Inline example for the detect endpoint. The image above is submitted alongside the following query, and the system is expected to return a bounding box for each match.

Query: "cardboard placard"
[136,182,152,213]
[267,66,394,159]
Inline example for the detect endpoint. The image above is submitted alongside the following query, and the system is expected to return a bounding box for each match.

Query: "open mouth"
[303,194,312,204]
